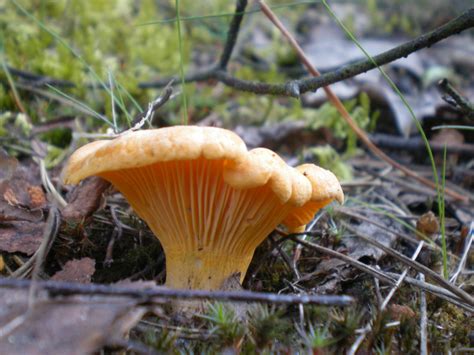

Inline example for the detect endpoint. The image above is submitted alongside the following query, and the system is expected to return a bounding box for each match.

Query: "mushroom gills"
[101,158,293,290]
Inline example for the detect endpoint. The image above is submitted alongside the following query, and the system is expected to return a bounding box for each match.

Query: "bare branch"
[0,278,354,306]
[140,8,474,96]
[218,0,248,70]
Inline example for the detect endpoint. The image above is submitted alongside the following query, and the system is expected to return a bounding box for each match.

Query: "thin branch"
[343,223,474,306]
[449,221,474,284]
[380,241,424,311]
[438,78,474,120]
[218,0,248,70]
[419,273,428,355]
[139,8,474,97]
[0,278,354,306]
[348,242,424,355]
[285,234,473,311]
[256,0,468,202]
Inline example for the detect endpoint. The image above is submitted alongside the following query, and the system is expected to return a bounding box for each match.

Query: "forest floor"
[0,1,473,353]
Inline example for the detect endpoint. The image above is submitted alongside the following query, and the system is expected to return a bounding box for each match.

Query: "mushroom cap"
[282,164,344,232]
[64,126,247,185]
[64,126,342,209]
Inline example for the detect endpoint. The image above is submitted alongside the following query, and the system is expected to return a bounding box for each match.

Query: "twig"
[104,206,124,266]
[381,241,424,311]
[450,221,473,284]
[139,0,249,89]
[419,273,428,355]
[218,0,248,70]
[286,233,474,311]
[28,207,61,308]
[336,207,437,249]
[11,208,61,279]
[257,0,468,202]
[139,8,474,98]
[5,5,473,106]
[37,157,67,208]
[285,234,396,284]
[0,278,354,306]
[342,223,474,305]
[370,133,474,156]
[6,65,74,87]
[384,272,473,313]
[126,80,174,133]
[438,78,474,120]
[348,241,424,355]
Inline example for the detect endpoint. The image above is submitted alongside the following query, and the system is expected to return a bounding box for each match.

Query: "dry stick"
[348,241,424,355]
[381,241,425,310]
[11,208,61,278]
[438,78,474,120]
[419,273,428,355]
[342,223,474,305]
[28,207,60,308]
[257,0,467,203]
[0,278,354,306]
[337,207,437,249]
[285,235,473,312]
[384,272,473,313]
[140,8,474,94]
[450,221,473,284]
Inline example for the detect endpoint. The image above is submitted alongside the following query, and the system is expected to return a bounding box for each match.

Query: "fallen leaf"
[0,286,150,355]
[0,158,46,211]
[51,258,96,283]
[0,200,43,223]
[62,177,111,221]
[0,221,45,255]
[27,186,47,209]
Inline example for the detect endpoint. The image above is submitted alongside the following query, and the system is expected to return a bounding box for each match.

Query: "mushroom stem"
[165,249,253,290]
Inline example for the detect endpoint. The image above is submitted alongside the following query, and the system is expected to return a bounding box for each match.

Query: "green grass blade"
[46,84,113,126]
[440,145,448,278]
[138,1,320,26]
[175,0,188,124]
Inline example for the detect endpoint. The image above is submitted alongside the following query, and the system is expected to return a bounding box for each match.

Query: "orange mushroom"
[63,126,343,290]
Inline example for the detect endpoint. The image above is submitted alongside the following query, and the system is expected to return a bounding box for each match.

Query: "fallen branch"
[438,78,474,120]
[285,233,474,312]
[8,6,472,99]
[139,8,474,97]
[343,222,474,306]
[0,278,354,306]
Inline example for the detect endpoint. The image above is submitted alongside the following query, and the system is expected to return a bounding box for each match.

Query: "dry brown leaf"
[51,258,96,283]
[0,200,43,223]
[0,221,45,255]
[62,177,111,221]
[27,186,47,209]
[0,286,149,355]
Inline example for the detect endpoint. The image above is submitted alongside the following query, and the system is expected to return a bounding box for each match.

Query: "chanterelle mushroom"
[63,126,343,290]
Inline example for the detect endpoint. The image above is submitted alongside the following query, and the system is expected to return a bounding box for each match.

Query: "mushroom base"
[165,249,253,290]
